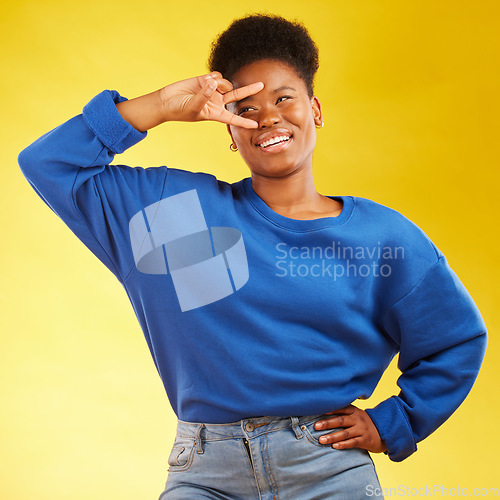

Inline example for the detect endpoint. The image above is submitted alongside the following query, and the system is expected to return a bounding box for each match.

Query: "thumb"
[191,76,217,113]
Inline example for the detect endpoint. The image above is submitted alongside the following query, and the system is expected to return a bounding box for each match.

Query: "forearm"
[18,90,147,218]
[366,331,487,461]
[18,89,150,279]
[115,88,166,132]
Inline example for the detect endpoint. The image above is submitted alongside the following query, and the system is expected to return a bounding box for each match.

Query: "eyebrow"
[235,86,297,106]
[273,86,297,93]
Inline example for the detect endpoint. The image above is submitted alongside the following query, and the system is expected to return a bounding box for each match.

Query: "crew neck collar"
[240,177,354,231]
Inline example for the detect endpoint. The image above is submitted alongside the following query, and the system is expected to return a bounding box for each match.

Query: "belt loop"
[195,424,205,454]
[290,416,303,439]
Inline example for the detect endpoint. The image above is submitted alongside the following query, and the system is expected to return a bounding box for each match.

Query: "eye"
[237,106,256,116]
[276,95,293,104]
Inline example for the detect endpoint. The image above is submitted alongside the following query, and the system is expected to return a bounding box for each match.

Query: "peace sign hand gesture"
[159,72,264,129]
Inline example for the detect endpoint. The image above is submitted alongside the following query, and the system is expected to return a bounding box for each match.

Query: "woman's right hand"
[159,72,264,129]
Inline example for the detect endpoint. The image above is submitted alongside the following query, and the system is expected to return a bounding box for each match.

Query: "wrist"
[115,89,167,132]
[157,84,179,123]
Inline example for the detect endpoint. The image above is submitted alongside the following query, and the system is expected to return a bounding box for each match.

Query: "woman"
[18,14,486,499]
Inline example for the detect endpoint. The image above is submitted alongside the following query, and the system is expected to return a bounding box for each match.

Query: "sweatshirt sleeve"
[17,90,163,281]
[365,255,487,462]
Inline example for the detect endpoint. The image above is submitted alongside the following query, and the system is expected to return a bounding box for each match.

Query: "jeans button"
[245,421,255,432]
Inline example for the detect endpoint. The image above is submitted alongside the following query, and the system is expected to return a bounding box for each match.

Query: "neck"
[250,167,324,218]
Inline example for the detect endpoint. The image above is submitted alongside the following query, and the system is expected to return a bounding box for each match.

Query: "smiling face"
[227,59,323,180]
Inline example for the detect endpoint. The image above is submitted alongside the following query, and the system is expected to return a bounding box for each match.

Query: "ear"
[311,96,323,127]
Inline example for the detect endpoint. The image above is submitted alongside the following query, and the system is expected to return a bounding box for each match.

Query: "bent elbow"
[18,144,37,180]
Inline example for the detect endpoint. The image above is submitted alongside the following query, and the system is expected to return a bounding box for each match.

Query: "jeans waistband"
[175,414,327,442]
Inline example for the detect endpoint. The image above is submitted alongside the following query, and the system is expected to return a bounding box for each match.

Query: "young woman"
[19,14,487,499]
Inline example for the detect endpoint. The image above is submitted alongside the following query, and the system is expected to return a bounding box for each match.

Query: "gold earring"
[316,122,324,129]
[230,143,238,152]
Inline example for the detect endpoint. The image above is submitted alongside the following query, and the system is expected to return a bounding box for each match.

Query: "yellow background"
[1,0,499,498]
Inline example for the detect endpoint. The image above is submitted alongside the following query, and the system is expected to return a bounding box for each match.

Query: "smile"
[255,129,293,153]
[258,136,290,148]
[256,136,293,153]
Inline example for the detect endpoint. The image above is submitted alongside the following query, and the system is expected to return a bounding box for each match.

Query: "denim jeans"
[159,414,383,499]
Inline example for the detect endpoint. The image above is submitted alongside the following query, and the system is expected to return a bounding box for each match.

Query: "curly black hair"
[208,14,319,97]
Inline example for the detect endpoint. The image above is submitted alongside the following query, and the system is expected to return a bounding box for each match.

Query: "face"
[227,59,323,179]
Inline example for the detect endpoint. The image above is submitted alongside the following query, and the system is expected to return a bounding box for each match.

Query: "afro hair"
[208,14,319,96]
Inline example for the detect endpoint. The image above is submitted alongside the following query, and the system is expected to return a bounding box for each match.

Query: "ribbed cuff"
[82,89,147,154]
[366,396,417,462]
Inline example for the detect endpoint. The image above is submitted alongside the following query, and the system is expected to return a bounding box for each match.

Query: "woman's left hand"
[314,405,387,453]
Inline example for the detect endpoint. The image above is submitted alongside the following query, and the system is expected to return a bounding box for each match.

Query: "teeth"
[258,136,290,148]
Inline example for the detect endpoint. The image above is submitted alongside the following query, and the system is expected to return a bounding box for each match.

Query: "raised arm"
[18,73,264,280]
[115,72,264,132]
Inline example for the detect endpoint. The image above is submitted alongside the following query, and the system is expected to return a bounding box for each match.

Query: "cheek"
[295,117,317,146]
[288,106,316,133]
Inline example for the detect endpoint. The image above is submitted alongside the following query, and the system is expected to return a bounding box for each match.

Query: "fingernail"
[319,436,327,443]
[315,422,324,429]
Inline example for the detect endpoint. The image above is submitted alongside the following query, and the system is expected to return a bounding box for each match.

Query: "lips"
[254,128,293,151]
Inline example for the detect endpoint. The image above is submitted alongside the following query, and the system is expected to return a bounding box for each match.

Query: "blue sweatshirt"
[18,90,487,462]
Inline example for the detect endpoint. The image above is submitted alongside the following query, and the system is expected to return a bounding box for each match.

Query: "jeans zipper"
[243,439,253,467]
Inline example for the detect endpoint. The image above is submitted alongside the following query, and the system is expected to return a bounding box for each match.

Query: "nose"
[258,105,281,128]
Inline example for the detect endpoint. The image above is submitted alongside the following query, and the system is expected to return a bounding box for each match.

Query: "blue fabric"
[18,89,488,462]
[159,415,383,499]
[82,90,147,153]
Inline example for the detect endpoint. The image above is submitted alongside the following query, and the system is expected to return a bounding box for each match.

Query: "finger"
[212,77,233,94]
[191,77,218,110]
[198,73,217,86]
[317,406,355,421]
[314,406,357,428]
[197,73,227,94]
[201,72,223,82]
[332,437,362,450]
[215,108,259,129]
[315,413,355,430]
[223,82,264,105]
[318,428,359,445]
[330,405,356,414]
